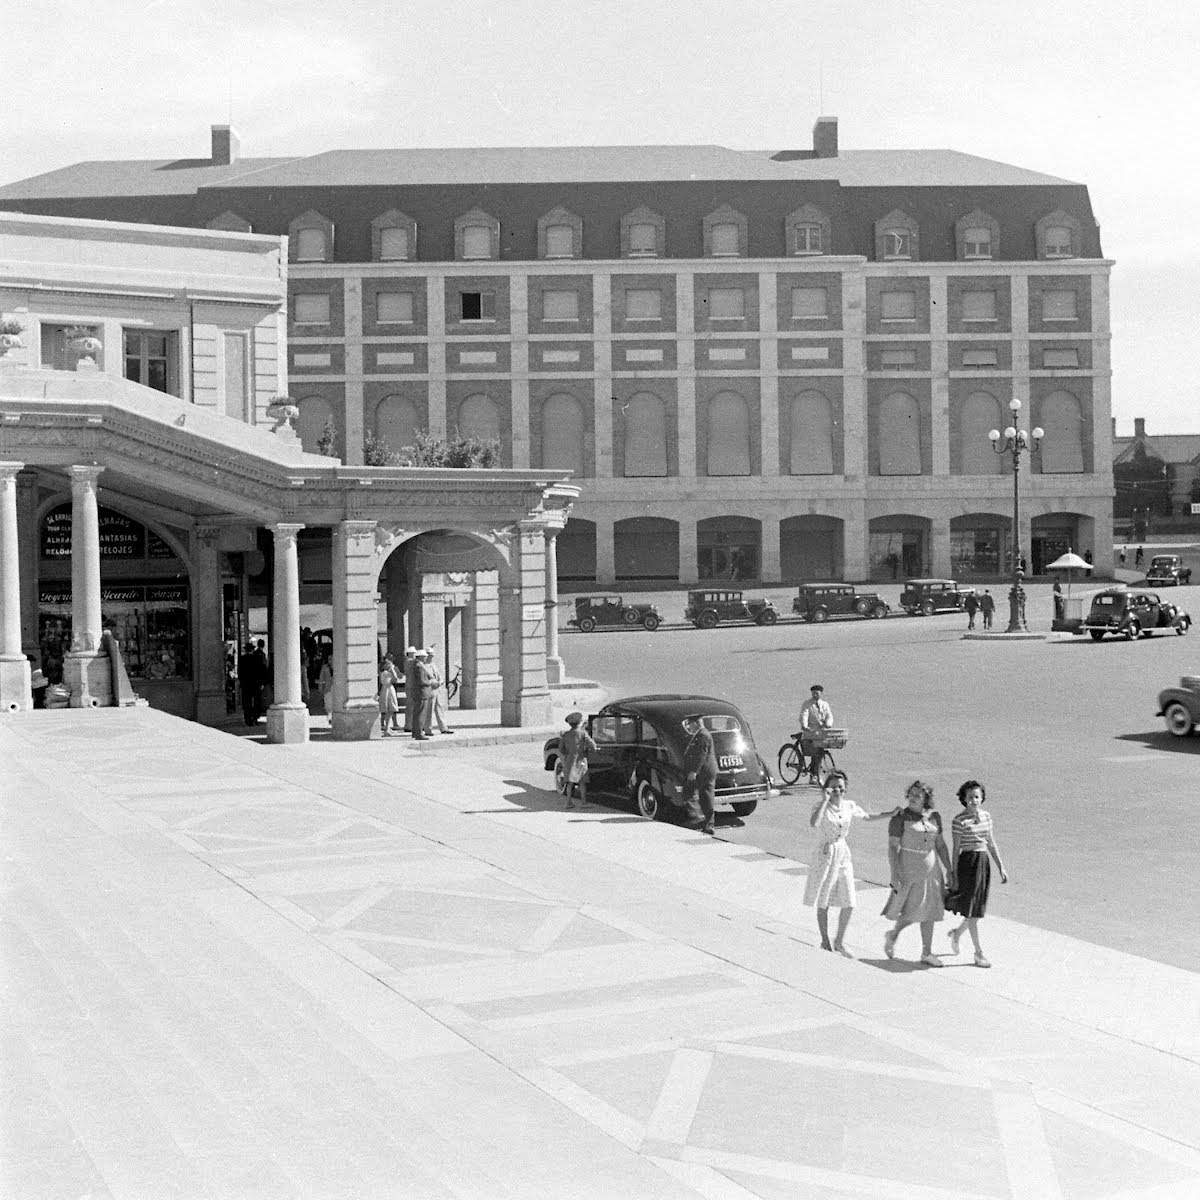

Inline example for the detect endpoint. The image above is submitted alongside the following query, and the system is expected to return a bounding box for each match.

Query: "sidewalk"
[3,708,1199,1199]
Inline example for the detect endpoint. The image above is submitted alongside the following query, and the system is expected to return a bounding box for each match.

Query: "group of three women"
[803,771,1008,967]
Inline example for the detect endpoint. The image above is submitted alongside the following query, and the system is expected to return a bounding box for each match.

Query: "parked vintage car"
[684,589,778,629]
[900,578,974,616]
[1082,588,1191,640]
[568,594,662,633]
[792,583,889,622]
[544,694,773,819]
[1145,554,1192,587]
[1157,675,1200,737]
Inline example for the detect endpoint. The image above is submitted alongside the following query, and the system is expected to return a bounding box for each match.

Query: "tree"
[396,430,501,468]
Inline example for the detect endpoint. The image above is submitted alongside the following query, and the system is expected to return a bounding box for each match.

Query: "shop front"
[868,516,929,582]
[950,514,1011,579]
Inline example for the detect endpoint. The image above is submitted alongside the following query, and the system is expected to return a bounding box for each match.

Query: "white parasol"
[1046,549,1092,599]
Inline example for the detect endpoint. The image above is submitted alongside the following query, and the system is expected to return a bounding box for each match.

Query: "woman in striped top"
[945,780,1008,968]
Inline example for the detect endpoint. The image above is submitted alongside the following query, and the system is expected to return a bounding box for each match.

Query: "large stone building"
[0,211,575,736]
[0,118,1114,585]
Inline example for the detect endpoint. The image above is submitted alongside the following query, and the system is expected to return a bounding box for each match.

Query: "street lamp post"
[988,398,1043,634]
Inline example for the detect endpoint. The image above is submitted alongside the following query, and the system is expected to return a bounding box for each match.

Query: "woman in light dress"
[377,653,402,737]
[882,780,953,966]
[803,770,896,957]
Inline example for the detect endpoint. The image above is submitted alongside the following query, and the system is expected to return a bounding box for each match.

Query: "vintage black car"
[1145,555,1192,587]
[1157,675,1200,738]
[543,694,773,820]
[568,594,662,633]
[1082,588,1191,640]
[793,583,889,622]
[900,578,974,616]
[684,589,778,629]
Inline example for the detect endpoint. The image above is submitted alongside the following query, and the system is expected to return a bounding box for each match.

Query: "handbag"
[568,758,587,784]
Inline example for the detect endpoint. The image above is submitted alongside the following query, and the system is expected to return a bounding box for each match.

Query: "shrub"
[397,430,501,468]
[316,417,339,458]
[362,433,405,466]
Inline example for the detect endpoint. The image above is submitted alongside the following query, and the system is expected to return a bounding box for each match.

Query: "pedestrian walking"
[682,714,718,834]
[557,711,597,809]
[881,780,952,967]
[1135,545,1144,568]
[426,651,454,734]
[963,591,979,630]
[1120,545,1127,567]
[945,779,1008,968]
[979,590,995,630]
[1053,580,1065,622]
[377,653,402,736]
[403,646,419,733]
[803,770,896,957]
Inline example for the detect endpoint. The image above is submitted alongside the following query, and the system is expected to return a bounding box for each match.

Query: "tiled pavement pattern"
[3,710,1199,1199]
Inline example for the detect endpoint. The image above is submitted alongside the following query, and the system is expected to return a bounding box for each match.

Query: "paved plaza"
[3,705,1199,1199]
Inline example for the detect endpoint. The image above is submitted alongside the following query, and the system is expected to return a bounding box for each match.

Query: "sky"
[6,0,1199,433]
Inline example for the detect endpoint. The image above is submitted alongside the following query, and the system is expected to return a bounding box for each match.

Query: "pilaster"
[510,272,531,467]
[0,462,31,712]
[842,499,868,581]
[63,464,111,707]
[544,528,565,684]
[929,274,950,477]
[593,274,613,478]
[595,520,615,586]
[427,273,448,438]
[16,469,38,657]
[841,265,868,480]
[330,519,379,740]
[930,516,952,578]
[676,271,697,478]
[469,569,501,709]
[758,270,780,479]
[759,511,781,584]
[343,278,365,465]
[499,523,552,727]
[192,525,227,725]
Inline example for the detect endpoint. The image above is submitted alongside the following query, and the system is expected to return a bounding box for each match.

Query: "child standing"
[803,770,895,957]
[945,779,1008,967]
[558,712,597,810]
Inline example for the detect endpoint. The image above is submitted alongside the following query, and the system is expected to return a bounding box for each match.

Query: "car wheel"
[1176,617,1190,635]
[578,616,596,633]
[777,742,802,785]
[622,609,641,625]
[813,607,829,623]
[697,611,718,630]
[1089,630,1105,641]
[642,613,660,632]
[756,609,778,626]
[854,600,870,616]
[872,604,888,619]
[636,778,661,820]
[1164,702,1195,738]
[1123,620,1140,641]
[921,600,935,616]
[731,800,758,817]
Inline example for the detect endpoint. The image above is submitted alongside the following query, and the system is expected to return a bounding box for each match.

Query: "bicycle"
[776,727,848,786]
[445,663,463,701]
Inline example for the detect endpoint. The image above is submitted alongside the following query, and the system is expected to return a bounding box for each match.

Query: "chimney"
[1134,417,1146,439]
[812,116,838,159]
[211,125,239,166]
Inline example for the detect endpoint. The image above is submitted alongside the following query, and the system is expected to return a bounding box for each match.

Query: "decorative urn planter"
[0,320,24,355]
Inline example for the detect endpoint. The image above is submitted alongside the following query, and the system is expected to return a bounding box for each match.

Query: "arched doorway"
[614,517,679,580]
[950,513,1011,578]
[869,515,930,581]
[780,515,843,581]
[697,516,761,582]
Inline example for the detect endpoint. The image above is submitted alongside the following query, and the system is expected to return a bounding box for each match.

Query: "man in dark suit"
[682,714,718,834]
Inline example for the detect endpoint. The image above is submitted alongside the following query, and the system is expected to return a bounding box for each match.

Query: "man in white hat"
[403,646,420,734]
[416,648,437,738]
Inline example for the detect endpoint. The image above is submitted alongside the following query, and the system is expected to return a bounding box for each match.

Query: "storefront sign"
[38,582,190,606]
[41,504,168,560]
[40,508,72,558]
[147,530,176,559]
[38,583,72,606]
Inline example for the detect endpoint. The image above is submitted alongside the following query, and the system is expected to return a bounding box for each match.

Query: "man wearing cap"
[402,646,420,734]
[799,684,834,784]
[682,714,719,834]
[415,648,437,738]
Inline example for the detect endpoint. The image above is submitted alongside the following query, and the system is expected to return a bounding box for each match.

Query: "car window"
[592,715,630,745]
[697,714,742,734]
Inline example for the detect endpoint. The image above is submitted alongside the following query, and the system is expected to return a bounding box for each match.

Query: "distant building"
[0,118,1114,583]
[1113,418,1200,534]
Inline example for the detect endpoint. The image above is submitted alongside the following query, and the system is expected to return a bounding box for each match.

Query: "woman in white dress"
[803,771,896,957]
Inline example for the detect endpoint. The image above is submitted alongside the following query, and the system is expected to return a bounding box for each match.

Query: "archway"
[950,512,1011,578]
[1038,391,1085,474]
[878,393,922,475]
[297,396,336,455]
[780,515,843,581]
[1031,512,1091,575]
[706,391,751,476]
[697,515,761,582]
[622,393,668,477]
[959,393,1004,475]
[614,517,678,580]
[788,391,835,475]
[869,514,931,581]
[540,393,586,476]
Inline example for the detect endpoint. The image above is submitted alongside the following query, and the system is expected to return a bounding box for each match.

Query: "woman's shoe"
[833,943,854,959]
[920,953,944,967]
[883,930,897,960]
[948,927,962,956]
[974,953,992,968]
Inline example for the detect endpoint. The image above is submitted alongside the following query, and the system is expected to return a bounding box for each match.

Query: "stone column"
[842,500,869,581]
[759,512,781,584]
[63,464,111,707]
[16,470,38,657]
[343,278,365,465]
[330,519,380,740]
[468,569,502,710]
[595,519,615,587]
[0,462,31,712]
[930,516,952,578]
[544,527,565,684]
[265,522,308,744]
[499,522,552,727]
[192,525,227,726]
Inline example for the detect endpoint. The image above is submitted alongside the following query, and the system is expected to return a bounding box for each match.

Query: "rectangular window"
[295,227,326,262]
[963,227,992,258]
[124,329,178,395]
[542,289,579,321]
[376,291,414,324]
[459,291,496,321]
[884,230,912,259]
[880,290,917,320]
[625,288,663,320]
[1043,289,1078,321]
[222,332,247,418]
[1043,348,1080,368]
[294,293,331,325]
[706,287,745,320]
[628,222,658,256]
[40,323,103,371]
[710,222,740,256]
[793,224,822,254]
[961,290,997,321]
[961,348,999,367]
[880,349,918,368]
[791,286,829,319]
[544,225,574,258]
[462,225,492,259]
[379,226,409,260]
[1045,227,1073,257]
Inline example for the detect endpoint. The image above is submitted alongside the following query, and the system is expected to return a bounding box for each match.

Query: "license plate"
[718,754,743,769]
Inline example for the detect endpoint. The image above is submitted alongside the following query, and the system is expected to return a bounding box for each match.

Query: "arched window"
[960,392,1003,474]
[374,395,421,450]
[289,210,334,263]
[706,392,751,476]
[540,394,585,475]
[623,392,668,477]
[371,209,417,262]
[874,209,919,262]
[456,394,500,442]
[1036,209,1083,260]
[785,203,831,256]
[789,390,834,475]
[879,392,921,475]
[955,209,1000,260]
[1040,391,1085,473]
[297,396,335,454]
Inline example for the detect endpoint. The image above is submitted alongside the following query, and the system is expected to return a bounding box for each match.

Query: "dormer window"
[956,210,1000,261]
[710,223,740,256]
[629,224,657,255]
[372,209,417,262]
[380,227,409,260]
[1036,209,1083,261]
[296,228,325,261]
[462,226,491,259]
[537,206,583,259]
[622,206,665,258]
[289,211,334,263]
[545,225,573,257]
[875,209,919,262]
[703,205,747,258]
[1044,226,1073,258]
[455,208,499,261]
[785,203,831,257]
[793,224,823,254]
[884,230,912,259]
[963,227,992,259]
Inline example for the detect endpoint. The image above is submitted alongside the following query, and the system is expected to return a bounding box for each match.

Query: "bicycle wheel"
[777,741,802,785]
[815,750,836,784]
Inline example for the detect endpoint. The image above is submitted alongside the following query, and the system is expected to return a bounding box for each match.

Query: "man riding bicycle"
[799,683,834,784]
